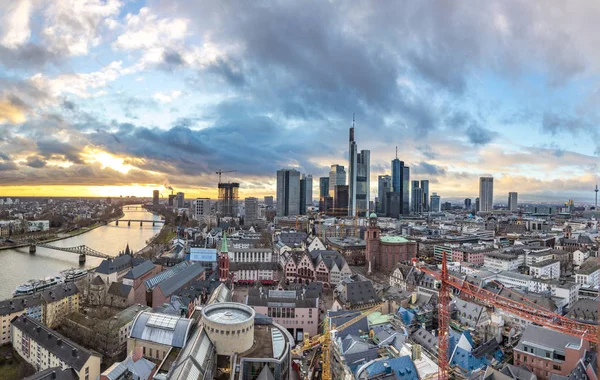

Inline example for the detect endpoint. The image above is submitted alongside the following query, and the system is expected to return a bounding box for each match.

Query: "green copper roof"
[220,232,228,253]
[380,236,410,243]
[369,212,377,218]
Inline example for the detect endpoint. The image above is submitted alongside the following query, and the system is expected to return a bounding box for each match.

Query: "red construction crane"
[415,254,598,380]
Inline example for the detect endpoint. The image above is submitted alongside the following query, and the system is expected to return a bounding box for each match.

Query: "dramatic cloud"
[0,0,599,201]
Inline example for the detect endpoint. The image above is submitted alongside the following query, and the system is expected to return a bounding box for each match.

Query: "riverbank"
[0,211,125,252]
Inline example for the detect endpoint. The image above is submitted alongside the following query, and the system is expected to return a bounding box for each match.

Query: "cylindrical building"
[201,302,255,355]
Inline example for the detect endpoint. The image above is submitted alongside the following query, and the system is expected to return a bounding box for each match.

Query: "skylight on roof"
[146,314,178,330]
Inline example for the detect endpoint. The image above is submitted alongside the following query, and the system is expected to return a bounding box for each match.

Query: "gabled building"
[122,259,160,305]
[11,315,101,380]
[1,295,43,345]
[513,325,590,380]
[93,253,144,286]
[336,280,381,310]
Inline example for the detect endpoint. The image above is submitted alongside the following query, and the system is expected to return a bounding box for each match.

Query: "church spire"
[220,232,228,253]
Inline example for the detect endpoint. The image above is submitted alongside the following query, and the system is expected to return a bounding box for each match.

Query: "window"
[149,348,153,357]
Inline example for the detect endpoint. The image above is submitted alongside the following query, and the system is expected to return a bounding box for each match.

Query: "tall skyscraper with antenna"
[595,183,598,209]
[348,114,370,216]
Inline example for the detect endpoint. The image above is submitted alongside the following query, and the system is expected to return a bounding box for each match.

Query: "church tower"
[365,213,380,274]
[218,232,230,282]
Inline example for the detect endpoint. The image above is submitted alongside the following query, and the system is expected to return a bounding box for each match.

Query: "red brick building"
[365,214,417,273]
[513,325,590,380]
[122,260,161,305]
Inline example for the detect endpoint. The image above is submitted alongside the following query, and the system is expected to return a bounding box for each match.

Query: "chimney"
[36,327,41,333]
[132,346,144,362]
[57,338,62,346]
[72,348,78,357]
[50,371,57,379]
[48,333,52,340]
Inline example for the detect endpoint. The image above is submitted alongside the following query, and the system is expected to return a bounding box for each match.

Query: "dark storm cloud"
[206,58,245,87]
[25,156,47,168]
[0,44,60,70]
[36,139,84,164]
[411,162,447,176]
[0,160,18,171]
[465,125,497,146]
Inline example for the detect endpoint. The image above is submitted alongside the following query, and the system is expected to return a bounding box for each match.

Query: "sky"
[0,0,599,203]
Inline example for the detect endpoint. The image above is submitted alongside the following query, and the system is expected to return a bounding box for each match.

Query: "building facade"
[244,197,258,223]
[430,193,441,213]
[508,192,518,211]
[276,169,301,217]
[12,316,101,380]
[377,175,391,215]
[328,165,346,196]
[479,177,494,212]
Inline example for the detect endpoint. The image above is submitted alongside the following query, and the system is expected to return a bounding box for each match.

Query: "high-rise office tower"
[508,192,518,212]
[348,117,358,216]
[194,198,211,219]
[305,174,313,208]
[347,116,370,216]
[218,183,239,216]
[479,177,494,212]
[411,180,423,213]
[401,165,410,215]
[377,175,391,214]
[475,197,480,212]
[355,150,370,216]
[168,194,176,207]
[153,190,159,206]
[244,197,258,223]
[464,198,472,210]
[391,151,401,193]
[329,165,346,195]
[300,175,307,215]
[276,169,301,216]
[319,177,329,198]
[333,185,349,217]
[176,192,185,208]
[264,196,274,207]
[420,180,429,212]
[390,148,410,216]
[430,192,441,212]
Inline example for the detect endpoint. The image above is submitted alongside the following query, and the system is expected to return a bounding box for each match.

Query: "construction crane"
[415,254,599,380]
[292,304,382,380]
[215,169,237,184]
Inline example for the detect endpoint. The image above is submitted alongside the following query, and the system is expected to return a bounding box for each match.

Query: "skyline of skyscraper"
[329,164,346,196]
[479,177,494,212]
[347,116,370,217]
[276,168,300,216]
[430,192,441,212]
[319,177,329,198]
[411,180,422,213]
[377,175,391,215]
[420,180,429,212]
[508,192,518,212]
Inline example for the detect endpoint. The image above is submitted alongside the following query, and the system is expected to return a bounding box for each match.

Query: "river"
[0,205,161,299]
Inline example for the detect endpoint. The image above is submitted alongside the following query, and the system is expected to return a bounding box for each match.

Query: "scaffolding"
[218,182,239,217]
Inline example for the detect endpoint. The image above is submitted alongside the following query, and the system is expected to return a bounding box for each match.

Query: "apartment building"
[11,315,101,380]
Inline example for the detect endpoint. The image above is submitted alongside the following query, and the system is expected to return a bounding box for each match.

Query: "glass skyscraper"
[319,177,329,198]
[479,176,494,212]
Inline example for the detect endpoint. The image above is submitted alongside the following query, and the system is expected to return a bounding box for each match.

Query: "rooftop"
[529,259,560,268]
[129,311,193,348]
[12,315,96,371]
[380,236,411,244]
[23,367,78,380]
[516,325,581,352]
[202,302,254,325]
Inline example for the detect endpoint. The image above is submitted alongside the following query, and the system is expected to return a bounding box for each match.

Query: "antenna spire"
[352,113,355,128]
[395,146,398,159]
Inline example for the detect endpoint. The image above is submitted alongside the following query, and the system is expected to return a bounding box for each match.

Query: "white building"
[483,251,524,272]
[529,260,560,280]
[193,198,211,221]
[575,265,600,287]
[27,220,50,232]
[573,250,590,267]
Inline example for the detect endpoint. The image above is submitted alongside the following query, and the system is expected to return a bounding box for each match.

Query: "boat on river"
[61,268,88,282]
[13,276,63,297]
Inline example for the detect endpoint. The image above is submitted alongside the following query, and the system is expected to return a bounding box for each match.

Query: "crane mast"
[416,253,598,379]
